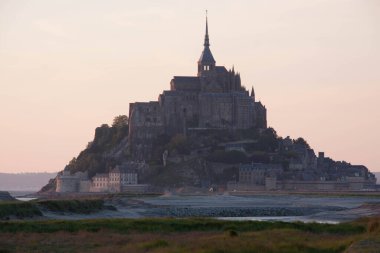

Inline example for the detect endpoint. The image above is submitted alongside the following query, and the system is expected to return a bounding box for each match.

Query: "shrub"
[367,219,380,233]
[142,240,169,250]
[112,115,128,128]
[228,230,238,237]
[0,202,42,219]
[37,199,105,214]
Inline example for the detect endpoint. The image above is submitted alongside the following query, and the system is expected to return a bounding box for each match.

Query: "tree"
[257,127,279,152]
[167,134,190,155]
[294,137,310,148]
[112,115,129,128]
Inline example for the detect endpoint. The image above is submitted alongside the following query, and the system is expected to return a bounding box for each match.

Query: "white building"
[56,162,145,193]
[90,164,139,193]
[91,173,109,192]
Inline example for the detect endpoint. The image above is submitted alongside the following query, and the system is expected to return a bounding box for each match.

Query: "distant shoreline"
[0,172,56,194]
[6,191,36,198]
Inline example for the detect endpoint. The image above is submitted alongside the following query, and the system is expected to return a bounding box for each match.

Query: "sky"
[0,0,379,173]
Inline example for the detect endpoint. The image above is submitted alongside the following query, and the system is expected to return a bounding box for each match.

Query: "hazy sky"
[0,0,379,173]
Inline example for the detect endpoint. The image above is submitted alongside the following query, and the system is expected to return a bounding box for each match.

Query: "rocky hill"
[40,117,130,192]
[40,115,377,192]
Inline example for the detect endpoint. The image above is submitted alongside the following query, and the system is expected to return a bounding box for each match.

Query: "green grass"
[37,199,105,214]
[0,201,42,219]
[0,218,366,234]
[0,199,107,219]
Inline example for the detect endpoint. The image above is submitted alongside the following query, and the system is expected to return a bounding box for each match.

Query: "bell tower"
[198,11,216,77]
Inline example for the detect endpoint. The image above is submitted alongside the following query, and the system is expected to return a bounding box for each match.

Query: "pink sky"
[0,0,379,173]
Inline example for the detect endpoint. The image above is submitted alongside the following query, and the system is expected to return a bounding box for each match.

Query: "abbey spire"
[198,11,216,76]
[204,11,210,47]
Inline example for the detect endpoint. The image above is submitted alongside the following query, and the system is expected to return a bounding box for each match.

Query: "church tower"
[197,12,216,77]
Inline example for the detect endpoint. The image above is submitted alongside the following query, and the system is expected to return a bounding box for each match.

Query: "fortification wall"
[129,102,165,160]
[56,176,79,192]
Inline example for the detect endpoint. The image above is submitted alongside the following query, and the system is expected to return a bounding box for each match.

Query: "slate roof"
[172,76,201,91]
[215,66,228,74]
[198,46,216,64]
[173,76,200,84]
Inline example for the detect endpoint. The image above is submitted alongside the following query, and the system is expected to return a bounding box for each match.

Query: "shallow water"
[15,197,37,201]
[217,216,339,224]
[8,191,36,198]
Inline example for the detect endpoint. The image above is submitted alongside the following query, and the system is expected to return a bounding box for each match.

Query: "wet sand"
[41,194,380,223]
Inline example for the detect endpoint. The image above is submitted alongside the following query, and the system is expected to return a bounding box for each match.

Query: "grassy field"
[0,217,379,253]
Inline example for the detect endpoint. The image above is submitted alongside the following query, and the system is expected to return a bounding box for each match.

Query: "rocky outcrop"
[39,123,130,193]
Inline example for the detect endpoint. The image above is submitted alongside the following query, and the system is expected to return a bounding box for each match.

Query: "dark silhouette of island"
[40,15,377,194]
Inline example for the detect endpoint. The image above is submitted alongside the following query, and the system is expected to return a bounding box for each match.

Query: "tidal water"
[8,191,37,201]
[217,216,339,224]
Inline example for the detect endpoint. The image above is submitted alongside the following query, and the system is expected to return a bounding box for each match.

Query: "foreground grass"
[0,218,366,234]
[0,217,379,253]
[0,202,42,219]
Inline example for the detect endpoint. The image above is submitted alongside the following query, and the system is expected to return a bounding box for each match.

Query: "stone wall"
[129,101,165,160]
[128,64,268,161]
[56,171,88,193]
[56,176,79,193]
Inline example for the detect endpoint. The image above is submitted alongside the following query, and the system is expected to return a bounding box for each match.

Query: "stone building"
[129,15,267,160]
[233,160,377,191]
[56,162,145,193]
[239,163,283,185]
[56,171,88,193]
[90,162,142,193]
[91,173,109,192]
[108,165,138,192]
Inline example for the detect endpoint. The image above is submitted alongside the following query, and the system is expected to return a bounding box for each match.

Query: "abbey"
[129,16,267,160]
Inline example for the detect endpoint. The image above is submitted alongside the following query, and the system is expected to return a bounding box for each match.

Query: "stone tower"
[198,12,216,77]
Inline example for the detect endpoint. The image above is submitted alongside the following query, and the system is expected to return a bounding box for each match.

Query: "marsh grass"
[0,217,378,253]
[0,229,359,253]
[0,210,378,252]
[140,239,169,250]
[36,199,104,214]
[0,201,42,219]
[0,217,366,235]
[0,199,107,219]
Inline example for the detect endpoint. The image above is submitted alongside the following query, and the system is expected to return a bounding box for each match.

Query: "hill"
[39,114,377,193]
